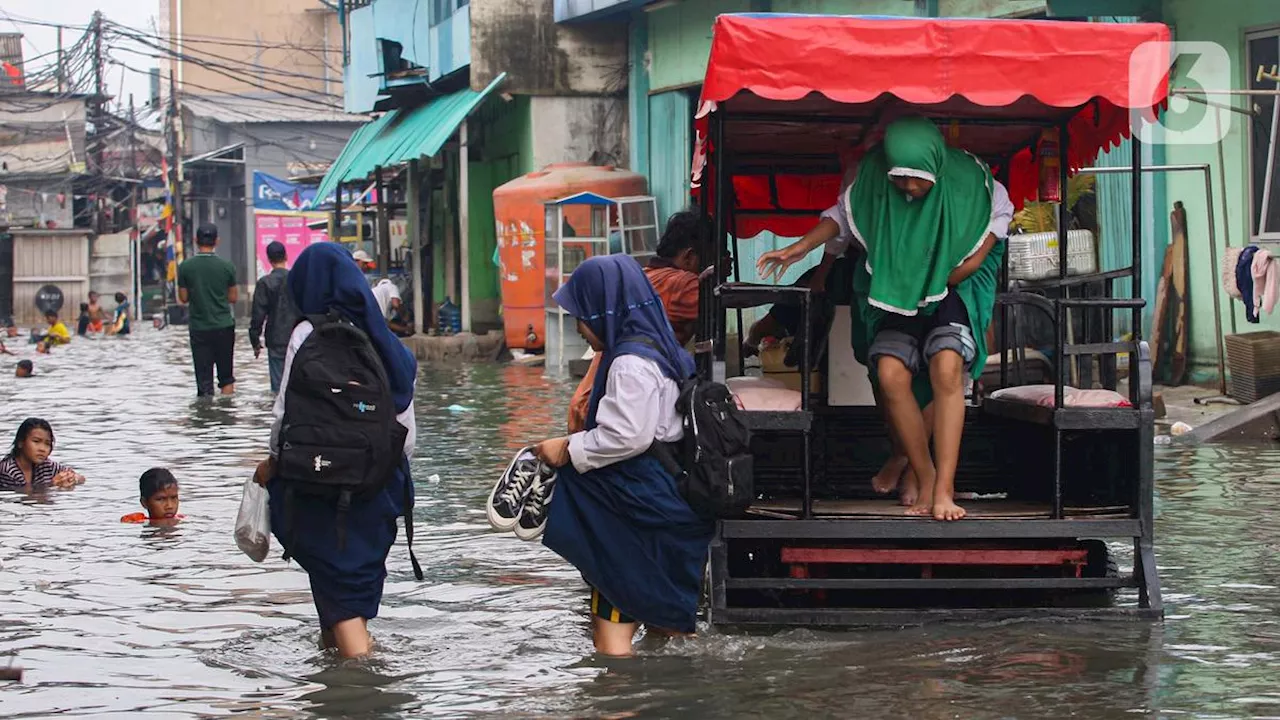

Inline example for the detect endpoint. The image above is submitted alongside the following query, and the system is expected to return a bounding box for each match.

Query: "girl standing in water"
[252,242,419,659]
[0,418,85,491]
[508,255,712,656]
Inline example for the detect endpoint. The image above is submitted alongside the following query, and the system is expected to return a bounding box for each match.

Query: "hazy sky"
[2,2,162,120]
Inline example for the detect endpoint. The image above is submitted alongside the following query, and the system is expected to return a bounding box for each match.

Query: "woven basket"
[1225,331,1280,403]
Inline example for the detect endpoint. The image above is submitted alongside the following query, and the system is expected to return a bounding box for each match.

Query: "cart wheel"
[1054,539,1118,608]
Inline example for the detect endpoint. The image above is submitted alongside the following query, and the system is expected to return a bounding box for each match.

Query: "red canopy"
[692,14,1171,238]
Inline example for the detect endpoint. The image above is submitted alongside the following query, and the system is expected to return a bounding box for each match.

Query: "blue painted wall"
[344,5,382,114]
[430,4,472,81]
[343,0,473,112]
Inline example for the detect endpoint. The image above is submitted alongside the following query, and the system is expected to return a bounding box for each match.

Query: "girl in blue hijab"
[529,255,712,656]
[252,242,418,658]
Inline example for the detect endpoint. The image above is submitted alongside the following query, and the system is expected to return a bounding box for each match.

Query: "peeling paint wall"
[529,96,628,169]
[470,0,629,96]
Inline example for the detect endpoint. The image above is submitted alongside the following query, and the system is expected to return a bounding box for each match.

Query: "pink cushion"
[991,384,1132,408]
[726,376,802,412]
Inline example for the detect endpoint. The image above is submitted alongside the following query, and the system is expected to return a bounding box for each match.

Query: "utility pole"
[55,26,63,93]
[129,94,140,321]
[90,11,106,233]
[168,69,185,267]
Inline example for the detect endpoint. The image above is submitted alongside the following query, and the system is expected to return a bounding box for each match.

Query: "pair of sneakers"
[487,447,558,541]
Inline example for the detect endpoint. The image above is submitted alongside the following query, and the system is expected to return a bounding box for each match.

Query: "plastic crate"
[1225,331,1280,404]
[1007,229,1098,281]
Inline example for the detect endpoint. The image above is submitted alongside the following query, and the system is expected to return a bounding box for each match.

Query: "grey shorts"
[869,323,977,375]
[868,292,977,375]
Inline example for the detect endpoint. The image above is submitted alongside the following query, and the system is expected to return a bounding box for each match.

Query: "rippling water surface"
[2,329,1279,718]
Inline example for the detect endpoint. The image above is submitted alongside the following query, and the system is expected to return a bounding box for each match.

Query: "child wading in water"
[0,418,85,491]
[504,255,712,656]
[121,468,182,526]
[253,242,419,659]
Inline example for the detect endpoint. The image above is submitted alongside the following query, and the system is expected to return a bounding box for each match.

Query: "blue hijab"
[553,255,695,428]
[288,242,418,411]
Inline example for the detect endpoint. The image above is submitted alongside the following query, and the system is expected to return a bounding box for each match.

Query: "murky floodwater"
[2,329,1280,718]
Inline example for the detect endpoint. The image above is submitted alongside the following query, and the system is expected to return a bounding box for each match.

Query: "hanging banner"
[253,171,364,211]
[255,211,329,277]
[254,172,318,212]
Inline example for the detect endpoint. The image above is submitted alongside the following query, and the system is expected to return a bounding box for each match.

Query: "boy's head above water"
[15,360,33,378]
[139,468,180,519]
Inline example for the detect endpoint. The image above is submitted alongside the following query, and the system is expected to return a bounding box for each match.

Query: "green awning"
[314,73,506,204]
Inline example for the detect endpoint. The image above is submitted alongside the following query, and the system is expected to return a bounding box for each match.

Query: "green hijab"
[845,116,994,316]
[846,117,1004,390]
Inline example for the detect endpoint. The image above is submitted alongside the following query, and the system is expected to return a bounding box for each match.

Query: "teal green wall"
[647,0,750,91]
[1161,0,1280,377]
[468,96,532,308]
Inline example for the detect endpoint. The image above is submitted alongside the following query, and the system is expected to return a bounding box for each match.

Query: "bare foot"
[872,455,908,494]
[899,468,920,507]
[905,501,932,516]
[932,496,967,522]
[220,384,236,395]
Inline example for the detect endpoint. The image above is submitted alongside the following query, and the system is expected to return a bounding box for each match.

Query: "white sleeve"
[987,180,1015,240]
[566,356,662,473]
[821,201,853,257]
[269,322,313,458]
[398,400,416,459]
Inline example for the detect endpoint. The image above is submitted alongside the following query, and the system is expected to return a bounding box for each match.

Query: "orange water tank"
[492,163,648,350]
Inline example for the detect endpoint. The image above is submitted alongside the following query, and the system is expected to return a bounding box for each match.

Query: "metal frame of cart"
[689,14,1169,626]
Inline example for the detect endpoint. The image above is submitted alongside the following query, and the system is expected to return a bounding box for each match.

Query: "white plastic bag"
[235,478,271,562]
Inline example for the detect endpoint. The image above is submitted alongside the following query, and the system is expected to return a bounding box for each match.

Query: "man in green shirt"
[178,224,239,396]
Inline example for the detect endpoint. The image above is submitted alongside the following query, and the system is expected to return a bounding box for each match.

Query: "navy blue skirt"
[268,466,409,628]
[542,454,715,633]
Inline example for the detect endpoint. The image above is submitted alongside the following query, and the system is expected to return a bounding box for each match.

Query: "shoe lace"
[522,475,552,520]
[499,464,536,508]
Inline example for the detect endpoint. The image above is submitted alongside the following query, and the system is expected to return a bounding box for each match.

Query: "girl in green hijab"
[847,116,1006,522]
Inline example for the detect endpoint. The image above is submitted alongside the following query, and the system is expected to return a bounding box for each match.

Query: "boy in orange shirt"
[121,468,183,527]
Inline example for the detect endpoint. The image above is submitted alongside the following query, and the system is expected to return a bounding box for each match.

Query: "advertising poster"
[255,212,329,277]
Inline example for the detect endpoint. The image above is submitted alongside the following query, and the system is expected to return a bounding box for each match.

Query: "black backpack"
[276,312,422,580]
[652,377,755,520]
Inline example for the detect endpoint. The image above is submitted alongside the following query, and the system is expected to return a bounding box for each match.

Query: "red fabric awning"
[692,14,1172,239]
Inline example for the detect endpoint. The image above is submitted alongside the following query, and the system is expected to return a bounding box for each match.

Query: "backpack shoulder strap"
[304,310,342,329]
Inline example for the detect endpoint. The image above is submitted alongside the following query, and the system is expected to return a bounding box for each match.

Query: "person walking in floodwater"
[253,242,420,658]
[0,418,85,491]
[524,255,713,656]
[249,241,298,393]
[178,224,239,396]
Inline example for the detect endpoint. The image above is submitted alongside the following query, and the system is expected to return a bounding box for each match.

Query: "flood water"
[2,328,1280,718]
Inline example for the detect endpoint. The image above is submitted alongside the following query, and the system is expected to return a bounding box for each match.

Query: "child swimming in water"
[0,418,85,491]
[121,468,182,526]
[15,360,33,377]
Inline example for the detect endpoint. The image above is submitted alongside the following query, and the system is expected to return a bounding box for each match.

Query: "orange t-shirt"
[121,513,184,523]
[566,263,699,433]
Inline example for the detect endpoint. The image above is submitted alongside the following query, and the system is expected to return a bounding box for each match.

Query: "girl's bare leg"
[928,351,967,521]
[876,356,936,516]
[593,617,640,657]
[898,403,935,506]
[330,617,373,658]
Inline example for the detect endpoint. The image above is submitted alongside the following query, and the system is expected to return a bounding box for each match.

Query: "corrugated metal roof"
[180,94,367,124]
[314,74,507,203]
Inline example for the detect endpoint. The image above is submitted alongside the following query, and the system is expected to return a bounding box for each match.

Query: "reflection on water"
[2,330,1280,717]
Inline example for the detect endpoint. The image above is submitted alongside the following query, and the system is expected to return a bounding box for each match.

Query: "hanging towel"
[1223,246,1244,300]
[1238,246,1260,323]
[1252,248,1279,317]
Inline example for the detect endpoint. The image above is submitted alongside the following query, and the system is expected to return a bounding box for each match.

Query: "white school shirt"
[567,354,684,473]
[822,177,1016,258]
[269,321,416,459]
[371,279,401,320]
